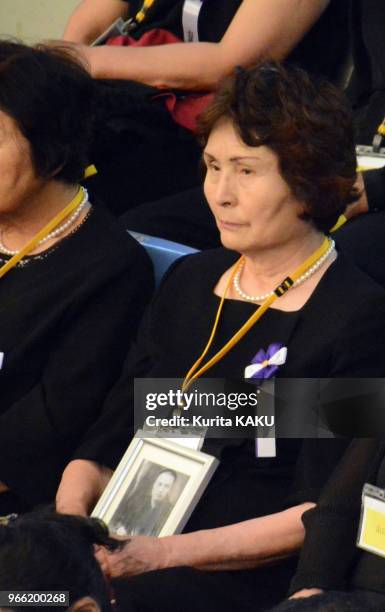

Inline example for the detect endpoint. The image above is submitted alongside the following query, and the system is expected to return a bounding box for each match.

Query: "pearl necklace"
[0,188,89,256]
[233,239,335,302]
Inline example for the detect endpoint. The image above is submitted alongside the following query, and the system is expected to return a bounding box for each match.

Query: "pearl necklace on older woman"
[0,188,89,256]
[233,239,335,302]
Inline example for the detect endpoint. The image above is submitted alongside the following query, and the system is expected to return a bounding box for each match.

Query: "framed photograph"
[92,432,218,537]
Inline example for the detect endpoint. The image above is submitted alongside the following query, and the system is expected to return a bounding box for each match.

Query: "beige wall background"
[0,0,79,42]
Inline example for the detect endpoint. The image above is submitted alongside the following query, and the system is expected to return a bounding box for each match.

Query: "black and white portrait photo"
[109,460,189,536]
[92,435,218,537]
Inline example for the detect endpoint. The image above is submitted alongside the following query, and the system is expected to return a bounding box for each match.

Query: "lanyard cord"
[181,237,331,393]
[135,0,156,24]
[0,186,85,280]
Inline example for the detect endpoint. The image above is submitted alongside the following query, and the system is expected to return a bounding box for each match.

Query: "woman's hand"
[96,502,314,578]
[289,588,324,599]
[96,535,170,578]
[56,459,113,516]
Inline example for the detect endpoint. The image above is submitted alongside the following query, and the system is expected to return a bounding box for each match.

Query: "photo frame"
[92,432,218,537]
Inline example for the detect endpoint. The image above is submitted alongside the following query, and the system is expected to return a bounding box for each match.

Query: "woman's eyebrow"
[202,151,216,160]
[230,156,261,162]
[203,153,261,162]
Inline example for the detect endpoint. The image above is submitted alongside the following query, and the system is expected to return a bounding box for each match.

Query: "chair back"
[128,231,198,286]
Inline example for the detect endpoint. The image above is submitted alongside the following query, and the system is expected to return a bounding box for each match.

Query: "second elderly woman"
[57,63,385,611]
[0,41,153,514]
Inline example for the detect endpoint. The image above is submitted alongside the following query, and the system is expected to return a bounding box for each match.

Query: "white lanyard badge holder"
[182,0,204,42]
[357,115,385,171]
[356,144,385,171]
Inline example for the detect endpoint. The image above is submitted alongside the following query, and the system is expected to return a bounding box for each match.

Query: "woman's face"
[203,119,309,256]
[0,110,42,215]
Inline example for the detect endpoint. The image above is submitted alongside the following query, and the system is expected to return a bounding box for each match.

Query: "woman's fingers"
[289,588,324,599]
[94,536,168,578]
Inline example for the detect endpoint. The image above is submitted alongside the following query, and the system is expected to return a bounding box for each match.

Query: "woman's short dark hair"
[0,511,121,611]
[0,40,95,184]
[198,61,358,232]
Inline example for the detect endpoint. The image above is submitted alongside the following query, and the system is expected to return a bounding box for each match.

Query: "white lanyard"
[182,0,204,42]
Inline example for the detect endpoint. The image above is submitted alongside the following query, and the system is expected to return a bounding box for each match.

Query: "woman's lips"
[218,219,247,230]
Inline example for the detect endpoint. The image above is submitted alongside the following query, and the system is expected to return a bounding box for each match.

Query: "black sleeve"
[365,167,385,213]
[71,307,153,470]
[288,439,381,594]
[287,438,351,507]
[71,254,191,469]
[0,255,153,504]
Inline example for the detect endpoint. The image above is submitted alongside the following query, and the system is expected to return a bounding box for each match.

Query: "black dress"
[89,247,385,611]
[0,205,153,511]
[87,0,350,217]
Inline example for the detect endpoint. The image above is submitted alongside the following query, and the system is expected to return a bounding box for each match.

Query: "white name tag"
[255,438,276,458]
[182,0,204,42]
[356,145,385,171]
[357,483,385,558]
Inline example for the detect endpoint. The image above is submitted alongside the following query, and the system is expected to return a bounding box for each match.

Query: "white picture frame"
[91,432,218,537]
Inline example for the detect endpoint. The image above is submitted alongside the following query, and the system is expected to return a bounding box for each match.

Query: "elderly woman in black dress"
[57,63,385,611]
[0,41,152,515]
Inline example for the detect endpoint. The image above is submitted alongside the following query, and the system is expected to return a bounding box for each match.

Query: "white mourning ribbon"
[244,347,287,380]
[245,347,287,459]
[0,352,3,370]
[182,0,204,42]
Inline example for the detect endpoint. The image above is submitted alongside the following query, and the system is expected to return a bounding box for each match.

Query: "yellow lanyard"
[0,186,85,280]
[135,0,155,23]
[181,237,331,393]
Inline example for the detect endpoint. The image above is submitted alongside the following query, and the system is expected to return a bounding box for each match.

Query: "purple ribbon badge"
[244,343,287,380]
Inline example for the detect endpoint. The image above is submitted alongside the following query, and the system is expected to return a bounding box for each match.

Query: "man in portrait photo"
[112,467,179,537]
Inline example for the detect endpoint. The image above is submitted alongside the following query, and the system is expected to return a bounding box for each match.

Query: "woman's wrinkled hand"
[95,535,170,578]
[289,588,324,600]
[56,460,113,517]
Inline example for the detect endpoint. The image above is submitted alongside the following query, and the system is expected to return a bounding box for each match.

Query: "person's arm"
[55,293,155,516]
[96,502,315,577]
[63,0,129,45]
[56,459,113,516]
[75,0,330,89]
[288,439,381,597]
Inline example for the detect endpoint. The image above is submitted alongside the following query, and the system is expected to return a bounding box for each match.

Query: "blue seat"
[128,231,198,286]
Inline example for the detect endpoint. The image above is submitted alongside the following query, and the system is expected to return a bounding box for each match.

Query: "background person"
[0,511,120,612]
[57,63,385,611]
[59,0,350,216]
[331,0,385,289]
[269,439,385,611]
[0,40,153,515]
